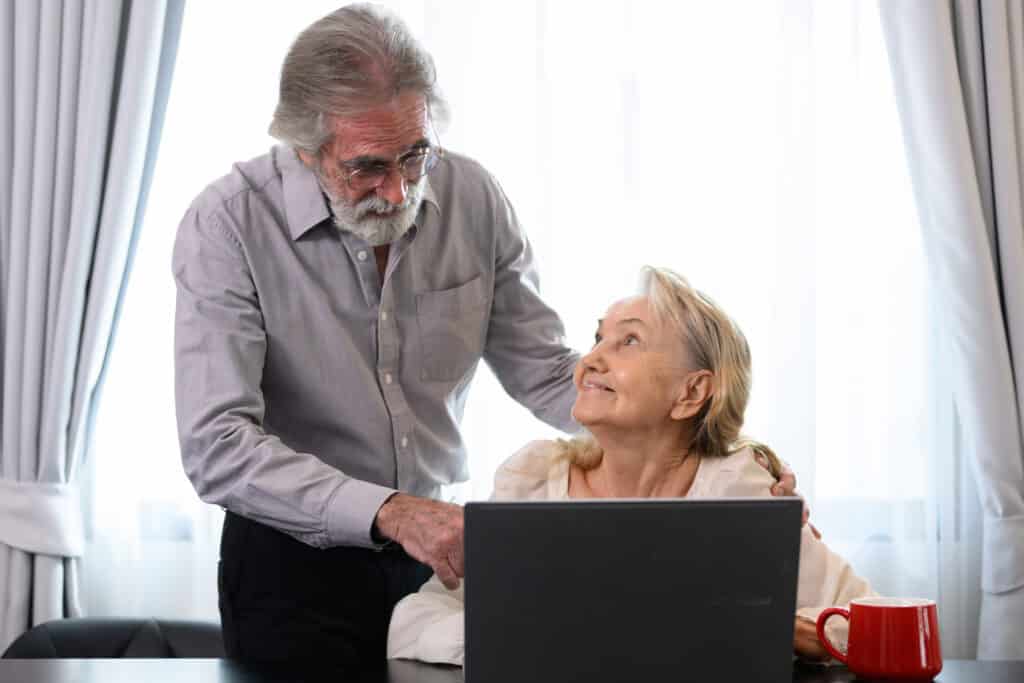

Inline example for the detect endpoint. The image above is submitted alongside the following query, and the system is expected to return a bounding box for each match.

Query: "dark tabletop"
[1,658,1021,682]
[792,660,1024,683]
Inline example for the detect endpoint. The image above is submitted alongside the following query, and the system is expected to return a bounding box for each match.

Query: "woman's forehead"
[600,296,653,326]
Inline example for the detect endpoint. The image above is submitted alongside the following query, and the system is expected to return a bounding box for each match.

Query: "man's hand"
[793,616,831,661]
[754,453,821,539]
[374,493,464,589]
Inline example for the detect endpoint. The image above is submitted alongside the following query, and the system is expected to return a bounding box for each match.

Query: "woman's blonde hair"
[556,266,782,476]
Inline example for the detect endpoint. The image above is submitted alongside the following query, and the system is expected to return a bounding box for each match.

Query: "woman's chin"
[571,405,606,429]
[571,405,593,426]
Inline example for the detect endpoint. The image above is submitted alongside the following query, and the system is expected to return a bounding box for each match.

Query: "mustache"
[351,187,419,219]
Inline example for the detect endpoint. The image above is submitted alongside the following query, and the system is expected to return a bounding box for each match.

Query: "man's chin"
[328,186,424,246]
[335,215,414,247]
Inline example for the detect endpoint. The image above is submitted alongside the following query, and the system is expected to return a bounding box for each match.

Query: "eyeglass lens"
[347,149,437,191]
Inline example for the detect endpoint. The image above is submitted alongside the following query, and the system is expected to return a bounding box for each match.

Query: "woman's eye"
[623,334,639,346]
[593,334,602,347]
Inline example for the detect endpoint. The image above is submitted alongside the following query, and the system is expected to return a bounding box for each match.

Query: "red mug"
[816,597,942,680]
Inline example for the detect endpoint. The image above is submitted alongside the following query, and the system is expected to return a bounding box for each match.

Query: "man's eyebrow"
[342,155,388,167]
[342,139,431,167]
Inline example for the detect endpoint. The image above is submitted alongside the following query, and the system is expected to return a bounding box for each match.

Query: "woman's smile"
[580,376,614,393]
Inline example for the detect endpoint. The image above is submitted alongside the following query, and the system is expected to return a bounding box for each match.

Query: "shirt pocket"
[416,275,489,382]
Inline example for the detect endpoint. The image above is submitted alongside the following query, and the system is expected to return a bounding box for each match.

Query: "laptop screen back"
[464,498,802,683]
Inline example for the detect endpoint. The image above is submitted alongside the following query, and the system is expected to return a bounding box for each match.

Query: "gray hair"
[269,3,448,155]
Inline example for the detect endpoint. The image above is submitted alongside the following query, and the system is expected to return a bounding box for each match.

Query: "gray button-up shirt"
[173,145,579,549]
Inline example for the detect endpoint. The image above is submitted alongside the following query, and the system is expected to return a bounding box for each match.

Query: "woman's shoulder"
[492,440,567,501]
[698,445,777,498]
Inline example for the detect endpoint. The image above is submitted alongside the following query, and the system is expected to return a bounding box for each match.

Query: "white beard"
[321,177,426,247]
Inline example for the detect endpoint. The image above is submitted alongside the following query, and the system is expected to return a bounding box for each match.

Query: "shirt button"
[381,311,388,321]
[384,372,393,385]
[401,436,408,448]
[357,250,368,261]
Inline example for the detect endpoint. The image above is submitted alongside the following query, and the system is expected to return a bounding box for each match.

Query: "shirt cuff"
[325,477,398,548]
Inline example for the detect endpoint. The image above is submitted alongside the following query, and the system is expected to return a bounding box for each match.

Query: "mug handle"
[815,607,849,664]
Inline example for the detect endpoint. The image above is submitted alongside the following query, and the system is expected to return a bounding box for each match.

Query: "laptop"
[464,498,802,683]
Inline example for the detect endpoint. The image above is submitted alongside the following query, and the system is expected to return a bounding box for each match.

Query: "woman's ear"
[671,370,713,420]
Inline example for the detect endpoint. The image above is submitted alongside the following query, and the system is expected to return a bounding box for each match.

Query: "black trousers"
[218,511,432,669]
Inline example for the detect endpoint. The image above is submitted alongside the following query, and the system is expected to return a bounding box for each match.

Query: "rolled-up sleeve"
[172,208,394,548]
[716,451,878,656]
[482,180,580,434]
[794,526,879,654]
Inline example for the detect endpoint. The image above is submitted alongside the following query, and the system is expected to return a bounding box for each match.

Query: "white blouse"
[387,440,877,665]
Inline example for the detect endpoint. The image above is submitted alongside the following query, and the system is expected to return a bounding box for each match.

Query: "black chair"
[1,617,225,658]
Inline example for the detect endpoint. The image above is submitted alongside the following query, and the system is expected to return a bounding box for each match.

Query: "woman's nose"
[580,344,606,371]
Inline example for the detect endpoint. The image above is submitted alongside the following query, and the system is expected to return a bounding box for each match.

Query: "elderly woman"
[387,266,876,665]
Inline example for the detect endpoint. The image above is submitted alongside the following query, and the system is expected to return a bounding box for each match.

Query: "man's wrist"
[324,479,397,548]
[372,492,399,545]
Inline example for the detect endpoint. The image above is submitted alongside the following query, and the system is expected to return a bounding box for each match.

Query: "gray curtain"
[0,0,184,652]
[879,0,1024,660]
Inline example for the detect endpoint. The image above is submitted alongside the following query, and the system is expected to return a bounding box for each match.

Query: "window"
[85,0,944,647]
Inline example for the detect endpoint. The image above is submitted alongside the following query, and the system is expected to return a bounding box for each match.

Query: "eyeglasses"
[334,142,443,194]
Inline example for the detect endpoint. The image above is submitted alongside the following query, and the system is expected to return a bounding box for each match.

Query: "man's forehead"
[325,93,429,155]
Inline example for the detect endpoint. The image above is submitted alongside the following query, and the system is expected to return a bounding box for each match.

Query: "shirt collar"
[421,175,440,215]
[279,145,442,241]
[280,145,331,241]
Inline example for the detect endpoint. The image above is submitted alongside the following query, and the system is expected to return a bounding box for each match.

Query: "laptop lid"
[464,498,802,683]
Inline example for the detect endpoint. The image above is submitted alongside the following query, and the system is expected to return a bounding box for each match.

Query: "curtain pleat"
[64,557,81,617]
[25,0,63,487]
[982,4,1024,438]
[41,0,83,474]
[5,3,38,484]
[0,1,12,352]
[0,547,30,653]
[31,556,62,626]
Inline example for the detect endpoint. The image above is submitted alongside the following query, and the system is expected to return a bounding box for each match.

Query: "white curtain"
[0,0,184,653]
[878,0,1024,660]
[86,0,977,658]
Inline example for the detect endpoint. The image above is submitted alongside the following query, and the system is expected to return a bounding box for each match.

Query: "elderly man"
[173,3,796,667]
